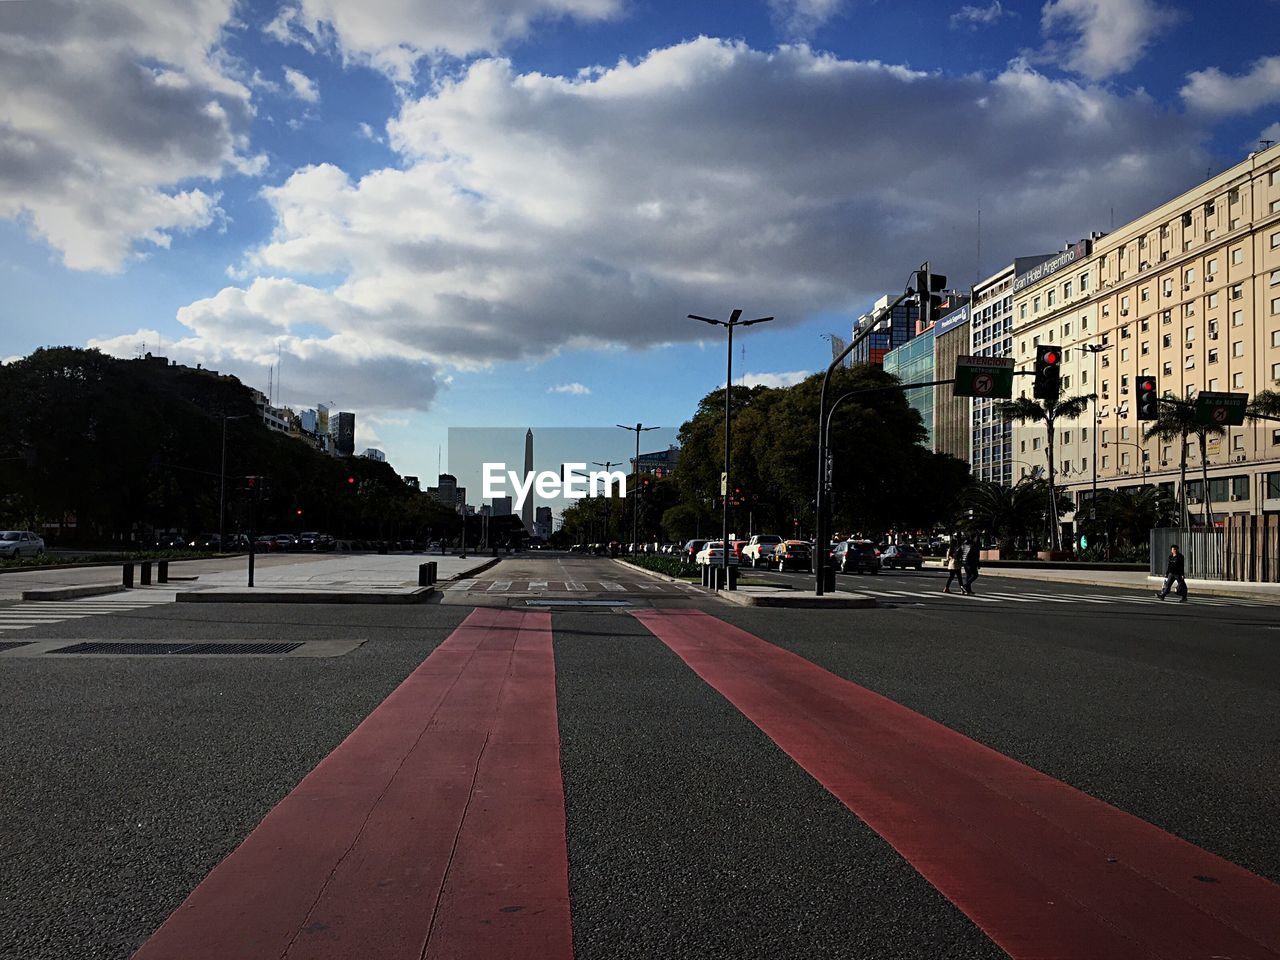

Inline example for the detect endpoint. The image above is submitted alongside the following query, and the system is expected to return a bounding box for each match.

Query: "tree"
[958,477,1070,553]
[1095,485,1179,551]
[995,393,1095,550]
[1247,390,1280,421]
[1142,395,1224,528]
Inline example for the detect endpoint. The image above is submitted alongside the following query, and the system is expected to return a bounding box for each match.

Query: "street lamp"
[688,309,775,587]
[813,303,897,595]
[616,425,658,556]
[219,414,251,551]
[1081,342,1111,518]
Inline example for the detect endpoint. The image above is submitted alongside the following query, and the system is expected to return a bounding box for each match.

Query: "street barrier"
[140,561,152,586]
[122,563,134,589]
[157,561,169,584]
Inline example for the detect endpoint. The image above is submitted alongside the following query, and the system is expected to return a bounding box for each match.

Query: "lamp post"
[812,302,899,595]
[688,309,775,587]
[616,425,658,556]
[219,414,251,551]
[1082,343,1110,520]
[593,460,623,550]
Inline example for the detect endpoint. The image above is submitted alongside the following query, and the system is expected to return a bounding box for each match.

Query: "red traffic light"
[295,508,303,516]
[346,476,356,485]
[1140,379,1155,391]
[1043,351,1059,365]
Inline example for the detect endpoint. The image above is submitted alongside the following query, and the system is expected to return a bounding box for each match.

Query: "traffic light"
[1136,376,1159,420]
[346,475,356,485]
[1033,344,1062,401]
[914,268,947,327]
[295,508,303,517]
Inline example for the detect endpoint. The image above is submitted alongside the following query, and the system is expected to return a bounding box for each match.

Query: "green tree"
[1142,394,1224,529]
[958,477,1069,553]
[995,393,1095,551]
[1095,484,1179,551]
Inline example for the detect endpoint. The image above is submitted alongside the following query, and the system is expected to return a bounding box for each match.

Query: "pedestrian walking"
[943,539,963,593]
[1156,544,1188,602]
[960,538,981,595]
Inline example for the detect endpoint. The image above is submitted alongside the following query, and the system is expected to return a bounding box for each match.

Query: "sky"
[2,0,1279,486]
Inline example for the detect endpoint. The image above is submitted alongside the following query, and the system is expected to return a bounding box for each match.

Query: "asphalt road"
[2,552,1277,959]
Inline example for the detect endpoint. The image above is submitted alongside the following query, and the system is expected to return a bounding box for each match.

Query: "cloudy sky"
[2,0,1279,480]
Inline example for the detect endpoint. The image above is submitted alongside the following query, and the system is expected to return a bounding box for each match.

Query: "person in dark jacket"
[960,538,981,595]
[1157,544,1188,601]
[943,537,964,593]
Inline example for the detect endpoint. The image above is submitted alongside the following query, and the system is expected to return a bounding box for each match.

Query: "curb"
[716,589,877,608]
[0,554,245,576]
[21,584,128,601]
[449,556,503,581]
[177,587,435,605]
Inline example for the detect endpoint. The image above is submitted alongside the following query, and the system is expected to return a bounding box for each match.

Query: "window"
[1032,438,1041,450]
[1273,330,1280,349]
[1231,284,1243,300]
[1233,341,1245,358]
[1121,347,1130,361]
[1272,296,1280,315]
[1233,476,1249,498]
[1080,273,1090,292]
[1182,211,1193,227]
[1231,247,1244,265]
[1208,292,1219,309]
[1234,372,1245,388]
[1184,302,1195,317]
[1064,280,1073,298]
[1102,379,1111,395]
[1209,378,1220,391]
[1164,362,1173,375]
[1209,349,1218,363]
[1140,319,1149,332]
[1232,309,1244,327]
[1272,231,1280,249]
[1121,375,1130,393]
[1141,341,1150,355]
[1186,356,1196,369]
[1271,270,1280,287]
[1063,321,1072,336]
[1273,362,1280,382]
[1207,258,1219,275]
[1162,334,1172,348]
[1163,279,1174,296]
[1047,290,1056,307]
[1019,303,1027,320]
[1141,287,1150,302]
[1062,431,1071,444]
[1121,295,1130,311]
[1034,296,1042,313]
[1185,326,1195,340]
[1232,434,1243,451]
[1121,453,1131,467]
[1122,425,1131,440]
[1210,478,1229,503]
[1184,268,1196,284]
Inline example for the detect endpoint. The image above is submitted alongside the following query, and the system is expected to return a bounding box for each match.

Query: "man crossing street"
[1157,544,1188,602]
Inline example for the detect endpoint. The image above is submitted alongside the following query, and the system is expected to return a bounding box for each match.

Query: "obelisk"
[522,428,534,534]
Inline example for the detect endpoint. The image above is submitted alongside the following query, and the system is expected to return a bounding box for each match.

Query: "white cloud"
[769,0,844,38]
[1262,122,1280,145]
[283,66,319,102]
[264,0,624,83]
[165,39,1208,412]
[1181,56,1280,116]
[729,371,812,389]
[548,382,591,395]
[0,0,262,271]
[357,121,384,143]
[1038,0,1180,80]
[950,1,1006,29]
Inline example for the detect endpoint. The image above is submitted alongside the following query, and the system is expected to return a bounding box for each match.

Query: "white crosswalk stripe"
[0,592,176,633]
[854,584,1274,609]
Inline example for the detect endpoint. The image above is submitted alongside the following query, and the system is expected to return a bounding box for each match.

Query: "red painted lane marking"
[633,608,1280,960]
[132,608,572,960]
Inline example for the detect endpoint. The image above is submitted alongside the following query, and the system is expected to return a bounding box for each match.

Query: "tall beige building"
[1009,143,1280,533]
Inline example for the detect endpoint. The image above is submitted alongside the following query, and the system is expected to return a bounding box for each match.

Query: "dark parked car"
[771,539,812,572]
[680,539,707,564]
[298,532,335,551]
[832,539,880,574]
[880,544,924,570]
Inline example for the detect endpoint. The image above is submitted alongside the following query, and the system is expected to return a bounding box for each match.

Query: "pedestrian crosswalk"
[855,587,1271,608]
[446,578,699,595]
[0,592,177,632]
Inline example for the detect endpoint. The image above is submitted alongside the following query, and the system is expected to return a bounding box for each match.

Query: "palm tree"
[996,393,1095,551]
[1247,390,1280,422]
[1143,394,1225,528]
[959,477,1072,554]
[1095,485,1179,551]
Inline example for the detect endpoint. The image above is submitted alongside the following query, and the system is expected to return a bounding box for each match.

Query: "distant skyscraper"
[534,505,553,540]
[492,496,512,516]
[522,428,534,534]
[332,412,355,457]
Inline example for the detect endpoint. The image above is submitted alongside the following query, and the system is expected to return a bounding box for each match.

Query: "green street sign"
[1194,391,1247,427]
[953,355,1014,399]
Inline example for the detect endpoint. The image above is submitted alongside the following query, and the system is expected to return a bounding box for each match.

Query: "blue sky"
[2,0,1279,484]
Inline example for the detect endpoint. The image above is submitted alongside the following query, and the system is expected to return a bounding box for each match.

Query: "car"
[153,534,188,550]
[694,541,740,566]
[273,534,300,551]
[0,530,45,560]
[880,544,924,570]
[253,535,279,552]
[680,539,707,564]
[832,539,880,574]
[741,534,783,568]
[298,531,335,551]
[770,539,812,572]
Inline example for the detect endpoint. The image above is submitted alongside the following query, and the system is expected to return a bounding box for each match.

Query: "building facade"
[1010,143,1280,525]
[332,412,356,457]
[851,294,919,366]
[932,304,971,463]
[632,446,681,477]
[884,325,936,447]
[534,505,553,540]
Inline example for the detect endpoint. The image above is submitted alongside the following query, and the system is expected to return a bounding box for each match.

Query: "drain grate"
[0,641,33,652]
[48,641,303,656]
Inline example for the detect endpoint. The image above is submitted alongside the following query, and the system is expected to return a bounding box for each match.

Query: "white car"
[694,541,740,566]
[741,534,783,568]
[0,530,45,560]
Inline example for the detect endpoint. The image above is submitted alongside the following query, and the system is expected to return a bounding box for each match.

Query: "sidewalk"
[924,559,1280,601]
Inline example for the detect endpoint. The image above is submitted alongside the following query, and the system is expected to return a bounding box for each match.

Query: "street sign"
[720,471,728,495]
[953,356,1014,398]
[1194,391,1247,426]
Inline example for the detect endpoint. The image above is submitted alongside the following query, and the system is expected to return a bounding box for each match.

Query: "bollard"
[427,561,437,585]
[122,563,134,589]
[419,562,431,587]
[378,541,389,555]
[140,561,152,586]
[822,565,836,593]
[157,561,169,584]
[701,564,709,588]
[727,565,738,591]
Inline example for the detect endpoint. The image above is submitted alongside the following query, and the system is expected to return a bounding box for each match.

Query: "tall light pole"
[689,310,775,586]
[593,460,623,549]
[219,414,251,551]
[616,425,658,555]
[1082,343,1110,519]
